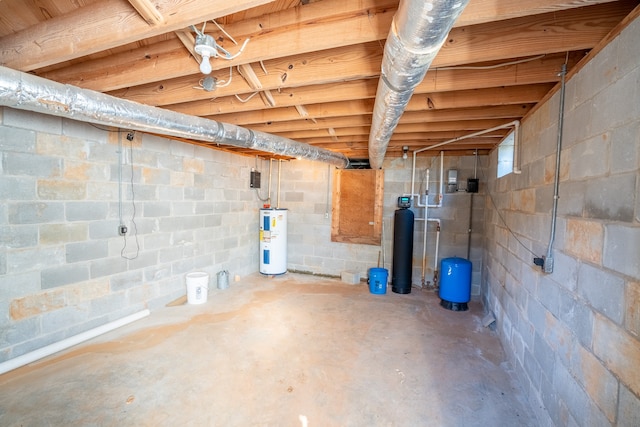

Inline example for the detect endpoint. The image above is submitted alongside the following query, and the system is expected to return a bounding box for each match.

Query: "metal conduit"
[0,66,349,169]
[544,63,568,274]
[368,0,469,170]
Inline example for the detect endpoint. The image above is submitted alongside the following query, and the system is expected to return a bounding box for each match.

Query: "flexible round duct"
[0,66,349,168]
[368,0,470,169]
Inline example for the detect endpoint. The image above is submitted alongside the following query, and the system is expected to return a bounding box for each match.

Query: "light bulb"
[403,152,408,160]
[199,54,212,74]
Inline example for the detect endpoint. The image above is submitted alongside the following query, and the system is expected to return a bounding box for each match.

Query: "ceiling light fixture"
[194,34,217,74]
[402,146,409,160]
[192,25,251,75]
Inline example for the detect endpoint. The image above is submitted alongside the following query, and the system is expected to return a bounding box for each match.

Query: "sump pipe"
[368,0,470,169]
[0,309,150,375]
[0,66,349,168]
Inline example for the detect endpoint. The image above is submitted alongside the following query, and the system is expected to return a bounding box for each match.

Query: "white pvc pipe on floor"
[0,309,150,375]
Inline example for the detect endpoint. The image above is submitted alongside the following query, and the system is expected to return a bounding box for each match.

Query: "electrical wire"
[120,133,140,260]
[118,131,124,226]
[479,165,542,258]
[212,19,238,45]
[221,38,250,60]
[434,54,545,71]
[235,92,259,102]
[191,22,249,61]
[259,60,268,75]
[89,123,119,133]
[86,125,140,259]
[217,67,233,87]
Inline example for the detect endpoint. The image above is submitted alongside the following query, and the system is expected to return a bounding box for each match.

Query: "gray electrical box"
[447,169,458,193]
[467,178,479,193]
[250,170,261,188]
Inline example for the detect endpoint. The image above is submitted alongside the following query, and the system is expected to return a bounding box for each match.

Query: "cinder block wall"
[272,159,382,276]
[279,153,486,295]
[482,17,640,426]
[0,109,259,362]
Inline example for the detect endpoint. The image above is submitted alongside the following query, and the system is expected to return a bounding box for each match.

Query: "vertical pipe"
[411,151,417,203]
[277,159,282,209]
[422,192,429,288]
[474,149,478,179]
[421,173,429,286]
[118,133,123,224]
[545,63,567,274]
[434,221,440,286]
[268,159,273,206]
[466,193,473,260]
[467,149,478,260]
[382,217,386,270]
[513,121,522,174]
[438,151,444,205]
[325,164,331,218]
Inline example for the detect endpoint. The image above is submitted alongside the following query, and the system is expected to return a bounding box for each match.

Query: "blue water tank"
[439,257,472,311]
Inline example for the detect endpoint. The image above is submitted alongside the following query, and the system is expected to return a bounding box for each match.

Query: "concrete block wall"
[482,16,640,426]
[0,108,260,362]
[275,159,382,276]
[280,153,486,296]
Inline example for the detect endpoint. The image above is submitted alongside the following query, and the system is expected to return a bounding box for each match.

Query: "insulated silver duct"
[0,66,349,168]
[368,0,469,169]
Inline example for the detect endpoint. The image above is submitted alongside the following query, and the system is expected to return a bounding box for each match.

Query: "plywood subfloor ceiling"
[1,0,638,162]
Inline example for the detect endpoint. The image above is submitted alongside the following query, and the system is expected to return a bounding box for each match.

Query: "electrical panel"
[250,170,261,188]
[467,178,479,193]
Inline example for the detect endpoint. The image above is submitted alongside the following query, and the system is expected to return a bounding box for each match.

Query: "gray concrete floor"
[0,273,537,426]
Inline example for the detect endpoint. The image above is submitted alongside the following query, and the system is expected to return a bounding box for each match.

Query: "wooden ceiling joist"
[1,0,636,160]
[36,1,625,93]
[0,0,277,71]
[127,0,165,25]
[216,84,552,129]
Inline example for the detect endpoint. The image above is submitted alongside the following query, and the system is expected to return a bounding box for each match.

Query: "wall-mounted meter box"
[447,169,458,193]
[447,169,458,184]
[397,196,411,209]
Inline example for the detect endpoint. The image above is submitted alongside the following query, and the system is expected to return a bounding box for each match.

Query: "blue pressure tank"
[439,257,472,311]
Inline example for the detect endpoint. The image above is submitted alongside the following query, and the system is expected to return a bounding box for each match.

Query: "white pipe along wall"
[403,119,519,287]
[0,310,150,375]
[404,120,522,285]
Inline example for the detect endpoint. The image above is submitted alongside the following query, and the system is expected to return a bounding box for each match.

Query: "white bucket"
[186,272,209,305]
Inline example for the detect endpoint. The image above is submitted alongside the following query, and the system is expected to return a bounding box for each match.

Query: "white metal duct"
[0,66,349,169]
[368,0,470,169]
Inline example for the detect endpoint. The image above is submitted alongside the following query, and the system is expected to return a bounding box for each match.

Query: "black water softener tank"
[392,197,414,294]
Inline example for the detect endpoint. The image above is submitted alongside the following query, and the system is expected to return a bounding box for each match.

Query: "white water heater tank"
[259,208,287,275]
